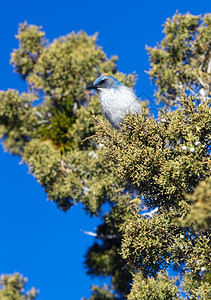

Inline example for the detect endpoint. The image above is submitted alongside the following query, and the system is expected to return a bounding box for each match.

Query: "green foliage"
[180,176,211,230]
[95,95,211,297]
[11,22,46,79]
[121,209,210,280]
[0,90,37,154]
[128,272,180,300]
[39,109,75,151]
[1,22,136,212]
[95,96,211,209]
[147,13,211,104]
[85,197,134,296]
[0,273,38,300]
[1,12,211,299]
[183,271,211,300]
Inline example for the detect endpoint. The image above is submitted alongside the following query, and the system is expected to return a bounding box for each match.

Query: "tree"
[147,12,211,104]
[0,12,210,299]
[0,273,38,300]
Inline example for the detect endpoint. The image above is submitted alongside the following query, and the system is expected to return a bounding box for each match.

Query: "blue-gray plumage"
[87,76,141,130]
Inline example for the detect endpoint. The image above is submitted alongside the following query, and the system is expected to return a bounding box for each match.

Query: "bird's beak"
[87,83,96,90]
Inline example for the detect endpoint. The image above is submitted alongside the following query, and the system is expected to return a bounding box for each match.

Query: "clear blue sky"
[0,1,210,299]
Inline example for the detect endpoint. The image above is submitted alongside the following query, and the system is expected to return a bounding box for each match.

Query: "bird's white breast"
[99,86,141,129]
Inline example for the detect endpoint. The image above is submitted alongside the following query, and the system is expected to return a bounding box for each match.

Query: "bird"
[87,75,141,130]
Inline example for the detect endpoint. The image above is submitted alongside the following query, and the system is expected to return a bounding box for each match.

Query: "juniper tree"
[147,12,211,104]
[0,22,136,298]
[94,95,211,299]
[0,12,210,300]
[0,273,38,300]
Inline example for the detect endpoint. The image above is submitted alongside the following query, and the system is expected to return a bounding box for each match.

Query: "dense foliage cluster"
[0,12,210,300]
[0,273,38,300]
[147,13,211,104]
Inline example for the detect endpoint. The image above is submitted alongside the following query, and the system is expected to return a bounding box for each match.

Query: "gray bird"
[87,75,141,130]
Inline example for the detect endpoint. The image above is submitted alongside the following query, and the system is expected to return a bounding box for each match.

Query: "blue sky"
[0,1,210,299]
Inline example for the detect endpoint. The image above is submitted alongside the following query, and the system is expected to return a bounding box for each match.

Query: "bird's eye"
[100,78,106,84]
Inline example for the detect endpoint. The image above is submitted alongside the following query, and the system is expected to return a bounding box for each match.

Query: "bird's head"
[87,76,124,92]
